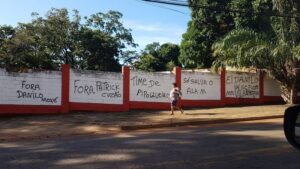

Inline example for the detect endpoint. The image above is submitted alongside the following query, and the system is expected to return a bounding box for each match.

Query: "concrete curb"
[120,115,284,130]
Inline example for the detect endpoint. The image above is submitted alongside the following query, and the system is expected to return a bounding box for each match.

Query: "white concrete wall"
[130,71,175,103]
[264,75,281,96]
[0,69,61,105]
[226,72,260,98]
[181,72,221,100]
[70,70,123,104]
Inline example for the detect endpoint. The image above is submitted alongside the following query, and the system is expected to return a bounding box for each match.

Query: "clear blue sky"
[0,0,191,51]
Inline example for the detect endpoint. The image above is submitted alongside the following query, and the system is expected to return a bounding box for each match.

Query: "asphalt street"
[0,118,299,169]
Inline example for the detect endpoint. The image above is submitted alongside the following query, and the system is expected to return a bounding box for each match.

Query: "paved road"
[0,118,299,169]
[0,105,287,142]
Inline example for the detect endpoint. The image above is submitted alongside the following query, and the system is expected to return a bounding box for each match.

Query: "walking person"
[170,82,184,115]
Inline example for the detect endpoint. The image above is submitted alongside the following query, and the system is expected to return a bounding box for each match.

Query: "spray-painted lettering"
[73,79,122,98]
[186,87,207,95]
[136,89,168,99]
[17,81,59,103]
[226,74,259,98]
[130,75,160,88]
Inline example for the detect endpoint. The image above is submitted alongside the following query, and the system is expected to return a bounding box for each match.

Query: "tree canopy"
[133,42,181,71]
[180,0,235,69]
[212,0,300,104]
[0,8,136,72]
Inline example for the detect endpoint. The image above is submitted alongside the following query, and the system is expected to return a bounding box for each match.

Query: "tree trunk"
[280,66,300,104]
[290,86,298,105]
[281,85,298,105]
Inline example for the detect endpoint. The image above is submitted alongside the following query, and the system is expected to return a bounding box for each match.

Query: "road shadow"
[0,105,287,143]
[0,119,299,169]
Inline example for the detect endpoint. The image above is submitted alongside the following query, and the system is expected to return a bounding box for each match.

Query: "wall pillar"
[122,66,130,111]
[220,67,226,106]
[61,64,70,113]
[174,67,182,88]
[259,70,265,104]
[174,67,182,107]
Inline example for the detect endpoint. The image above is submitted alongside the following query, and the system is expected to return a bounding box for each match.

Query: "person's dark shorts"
[171,100,177,107]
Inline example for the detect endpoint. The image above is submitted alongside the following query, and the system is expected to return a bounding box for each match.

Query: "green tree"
[0,25,16,69]
[0,23,54,71]
[0,25,15,48]
[0,8,136,72]
[212,0,300,104]
[84,10,137,67]
[0,8,83,71]
[133,54,160,72]
[121,50,139,66]
[133,42,181,71]
[30,8,84,68]
[79,28,121,71]
[180,0,235,69]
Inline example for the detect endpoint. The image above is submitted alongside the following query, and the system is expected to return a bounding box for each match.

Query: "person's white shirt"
[170,88,181,100]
